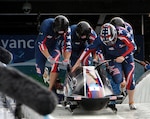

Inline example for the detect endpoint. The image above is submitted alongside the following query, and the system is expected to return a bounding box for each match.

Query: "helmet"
[76,21,91,39]
[53,15,69,34]
[100,23,117,46]
[110,17,125,27]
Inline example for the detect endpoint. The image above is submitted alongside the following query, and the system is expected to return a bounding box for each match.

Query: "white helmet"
[100,23,117,46]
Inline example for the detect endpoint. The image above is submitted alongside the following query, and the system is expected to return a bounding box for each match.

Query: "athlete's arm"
[39,36,51,58]
[71,37,101,72]
[62,28,72,62]
[119,36,134,57]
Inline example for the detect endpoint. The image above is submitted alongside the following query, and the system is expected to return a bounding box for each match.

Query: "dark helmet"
[53,15,69,34]
[110,17,125,27]
[76,21,91,39]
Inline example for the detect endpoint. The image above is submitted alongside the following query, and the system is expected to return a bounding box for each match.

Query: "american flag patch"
[74,96,82,100]
[109,96,117,100]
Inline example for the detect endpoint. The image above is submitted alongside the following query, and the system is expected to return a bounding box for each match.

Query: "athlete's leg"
[108,61,123,94]
[128,89,135,104]
[35,41,47,77]
[49,72,59,91]
[49,50,61,91]
[123,58,136,110]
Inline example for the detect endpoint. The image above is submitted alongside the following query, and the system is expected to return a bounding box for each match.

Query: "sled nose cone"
[80,97,109,111]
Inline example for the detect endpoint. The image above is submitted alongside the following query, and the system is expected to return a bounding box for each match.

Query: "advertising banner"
[0,35,36,63]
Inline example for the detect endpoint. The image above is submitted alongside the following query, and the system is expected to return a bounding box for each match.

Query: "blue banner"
[0,35,37,63]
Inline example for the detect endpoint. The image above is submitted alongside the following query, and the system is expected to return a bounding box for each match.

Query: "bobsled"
[62,62,123,113]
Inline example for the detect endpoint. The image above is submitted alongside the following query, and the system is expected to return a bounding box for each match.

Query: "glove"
[47,56,55,64]
[93,59,99,66]
[62,59,70,66]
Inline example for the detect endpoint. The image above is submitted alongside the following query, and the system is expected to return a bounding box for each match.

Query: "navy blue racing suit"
[70,24,97,66]
[79,26,136,95]
[35,18,72,76]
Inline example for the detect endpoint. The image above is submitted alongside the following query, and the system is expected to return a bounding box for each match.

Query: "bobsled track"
[0,70,150,119]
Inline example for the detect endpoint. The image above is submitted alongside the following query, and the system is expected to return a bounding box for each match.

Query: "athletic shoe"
[129,103,137,110]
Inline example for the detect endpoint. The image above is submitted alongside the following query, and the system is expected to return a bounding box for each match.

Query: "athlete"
[35,15,72,91]
[72,23,136,110]
[110,16,137,53]
[70,21,97,66]
[109,17,137,96]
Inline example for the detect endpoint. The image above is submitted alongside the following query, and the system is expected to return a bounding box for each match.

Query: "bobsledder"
[60,60,124,113]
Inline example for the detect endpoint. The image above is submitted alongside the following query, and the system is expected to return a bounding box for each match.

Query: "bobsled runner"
[61,61,123,113]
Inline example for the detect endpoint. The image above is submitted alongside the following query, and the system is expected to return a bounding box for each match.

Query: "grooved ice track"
[1,95,150,119]
[50,103,150,119]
